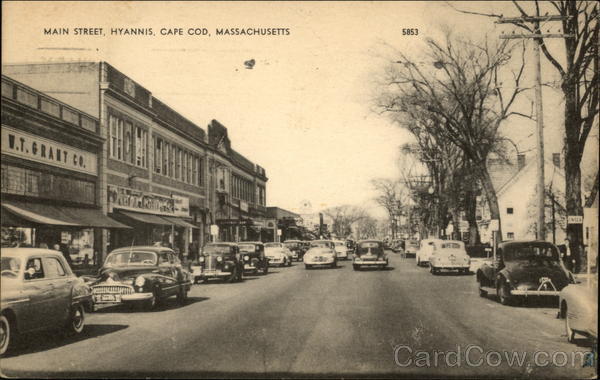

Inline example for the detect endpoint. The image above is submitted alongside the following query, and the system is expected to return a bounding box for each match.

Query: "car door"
[21,256,57,331]
[42,255,72,326]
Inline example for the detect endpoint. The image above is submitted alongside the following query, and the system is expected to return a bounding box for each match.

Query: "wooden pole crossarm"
[495,15,574,23]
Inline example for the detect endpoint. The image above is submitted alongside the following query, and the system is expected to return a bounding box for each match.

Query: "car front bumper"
[267,258,285,265]
[431,263,470,269]
[305,257,335,265]
[200,269,234,278]
[354,260,387,266]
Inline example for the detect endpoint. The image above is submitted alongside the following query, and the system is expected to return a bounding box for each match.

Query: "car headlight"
[135,276,145,287]
[244,255,249,261]
[217,256,223,262]
[199,256,205,263]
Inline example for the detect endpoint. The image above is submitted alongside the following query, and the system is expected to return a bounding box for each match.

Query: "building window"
[124,121,133,163]
[110,115,118,158]
[182,151,188,183]
[507,232,515,240]
[135,127,147,168]
[197,157,204,186]
[187,153,192,184]
[163,142,169,175]
[506,207,514,215]
[169,144,175,177]
[154,138,162,174]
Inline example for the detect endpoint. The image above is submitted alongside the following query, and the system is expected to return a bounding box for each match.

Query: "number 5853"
[402,28,419,36]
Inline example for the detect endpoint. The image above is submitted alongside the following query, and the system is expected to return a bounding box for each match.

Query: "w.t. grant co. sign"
[1,126,97,175]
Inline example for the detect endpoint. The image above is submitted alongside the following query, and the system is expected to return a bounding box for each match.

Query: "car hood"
[504,261,570,289]
[433,250,469,260]
[265,251,285,258]
[97,266,157,282]
[305,251,334,258]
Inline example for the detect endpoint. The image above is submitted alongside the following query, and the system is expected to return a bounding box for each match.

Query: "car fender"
[497,269,513,288]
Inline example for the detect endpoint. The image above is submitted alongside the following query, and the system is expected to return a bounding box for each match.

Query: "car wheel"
[176,286,188,305]
[305,264,312,270]
[478,284,487,297]
[417,257,421,266]
[353,264,360,271]
[565,306,576,343]
[497,281,513,306]
[261,264,269,275]
[0,315,13,356]
[66,303,85,335]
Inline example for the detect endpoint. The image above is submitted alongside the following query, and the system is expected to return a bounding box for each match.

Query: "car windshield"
[357,242,383,255]
[203,245,232,255]
[311,242,331,248]
[105,251,157,266]
[504,244,560,264]
[265,243,282,248]
[238,244,258,252]
[284,242,299,248]
[1,256,21,277]
[334,242,345,246]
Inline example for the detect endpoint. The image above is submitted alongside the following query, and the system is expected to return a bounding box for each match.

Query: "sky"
[3,1,595,218]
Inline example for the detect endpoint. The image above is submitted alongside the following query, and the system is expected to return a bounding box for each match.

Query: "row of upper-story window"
[108,112,204,186]
[232,173,254,203]
[153,136,204,186]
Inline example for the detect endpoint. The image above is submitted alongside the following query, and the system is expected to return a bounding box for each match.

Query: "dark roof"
[152,97,206,143]
[110,246,174,253]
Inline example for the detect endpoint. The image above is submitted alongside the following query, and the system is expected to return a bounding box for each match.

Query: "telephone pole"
[496,15,574,241]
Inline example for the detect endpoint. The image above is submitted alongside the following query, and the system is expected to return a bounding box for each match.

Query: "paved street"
[1,252,596,378]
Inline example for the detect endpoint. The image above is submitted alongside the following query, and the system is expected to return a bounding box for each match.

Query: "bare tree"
[322,205,367,238]
[371,178,408,238]
[377,32,529,239]
[450,0,598,273]
[354,215,380,240]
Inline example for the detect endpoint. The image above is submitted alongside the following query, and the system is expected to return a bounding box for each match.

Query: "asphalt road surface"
[1,252,596,378]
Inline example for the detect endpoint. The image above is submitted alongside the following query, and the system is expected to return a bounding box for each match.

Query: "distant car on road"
[192,243,244,283]
[353,240,388,270]
[265,242,294,263]
[429,240,470,274]
[559,278,598,343]
[416,238,442,266]
[304,247,337,269]
[265,247,291,267]
[404,240,419,258]
[391,239,405,254]
[90,246,191,310]
[1,248,92,356]
[283,240,304,261]
[332,240,350,260]
[238,242,269,275]
[477,241,573,306]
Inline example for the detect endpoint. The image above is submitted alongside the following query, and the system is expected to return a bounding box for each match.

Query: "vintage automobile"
[192,243,244,283]
[477,241,573,306]
[238,241,269,275]
[265,242,294,263]
[559,277,598,343]
[391,239,405,254]
[416,238,442,266]
[1,248,92,356]
[265,247,292,267]
[89,246,191,310]
[429,240,471,274]
[404,240,419,258]
[353,240,388,270]
[304,247,337,269]
[283,240,304,261]
[332,240,350,260]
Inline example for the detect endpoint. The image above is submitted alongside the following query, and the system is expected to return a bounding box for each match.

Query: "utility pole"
[497,15,574,241]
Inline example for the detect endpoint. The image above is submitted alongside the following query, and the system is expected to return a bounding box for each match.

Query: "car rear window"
[238,244,258,252]
[441,242,463,249]
[203,245,233,254]
[106,251,157,266]
[1,256,20,277]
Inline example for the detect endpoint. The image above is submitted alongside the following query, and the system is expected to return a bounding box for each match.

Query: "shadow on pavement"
[5,324,128,357]
[355,266,395,271]
[432,271,473,276]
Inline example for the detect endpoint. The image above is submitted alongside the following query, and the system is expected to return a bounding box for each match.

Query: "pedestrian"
[58,243,73,266]
[558,238,574,272]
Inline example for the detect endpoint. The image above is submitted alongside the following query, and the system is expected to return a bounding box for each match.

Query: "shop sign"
[1,126,98,175]
[210,224,219,235]
[240,200,249,212]
[172,195,190,217]
[567,215,583,224]
[108,185,175,215]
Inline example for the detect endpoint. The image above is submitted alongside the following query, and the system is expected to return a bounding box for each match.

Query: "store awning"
[1,201,130,228]
[116,210,173,226]
[161,216,198,229]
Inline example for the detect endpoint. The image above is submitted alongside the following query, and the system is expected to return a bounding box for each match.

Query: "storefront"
[107,185,197,258]
[1,75,129,266]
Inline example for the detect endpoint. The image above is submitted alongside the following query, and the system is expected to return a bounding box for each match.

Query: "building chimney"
[517,154,526,170]
[552,153,560,168]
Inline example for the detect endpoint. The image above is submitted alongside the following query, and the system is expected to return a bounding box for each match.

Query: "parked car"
[304,247,337,269]
[238,241,268,275]
[265,242,294,263]
[404,240,419,258]
[476,240,573,306]
[332,240,350,260]
[353,240,388,270]
[416,238,442,266]
[283,240,304,261]
[192,243,244,283]
[265,247,291,267]
[429,240,471,274]
[1,248,92,356]
[89,246,191,310]
[559,278,598,343]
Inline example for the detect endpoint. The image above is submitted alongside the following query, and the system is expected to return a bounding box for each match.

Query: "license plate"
[96,294,120,302]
